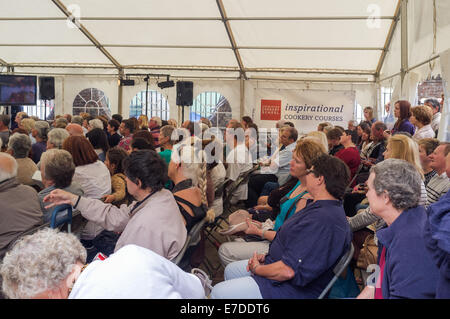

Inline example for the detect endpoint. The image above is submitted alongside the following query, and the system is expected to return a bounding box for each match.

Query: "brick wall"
[417,75,444,103]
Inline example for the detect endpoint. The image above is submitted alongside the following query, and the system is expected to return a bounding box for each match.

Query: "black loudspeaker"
[176,81,193,106]
[39,77,55,100]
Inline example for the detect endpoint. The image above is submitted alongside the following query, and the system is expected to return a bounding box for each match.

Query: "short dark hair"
[132,130,155,149]
[241,116,253,125]
[283,121,295,128]
[112,114,123,123]
[326,128,343,141]
[108,119,120,132]
[311,154,350,200]
[424,98,440,112]
[131,137,154,151]
[123,119,136,133]
[86,128,110,154]
[123,150,168,192]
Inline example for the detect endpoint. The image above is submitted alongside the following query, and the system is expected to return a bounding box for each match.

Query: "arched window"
[190,91,232,130]
[129,90,170,120]
[72,88,111,118]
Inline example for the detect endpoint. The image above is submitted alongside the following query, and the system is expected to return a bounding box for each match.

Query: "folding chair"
[172,219,207,270]
[50,204,73,233]
[318,243,355,299]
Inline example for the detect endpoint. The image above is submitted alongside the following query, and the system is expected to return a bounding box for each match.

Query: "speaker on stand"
[176,81,193,123]
[39,77,55,120]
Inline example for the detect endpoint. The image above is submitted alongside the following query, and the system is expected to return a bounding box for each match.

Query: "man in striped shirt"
[426,142,450,204]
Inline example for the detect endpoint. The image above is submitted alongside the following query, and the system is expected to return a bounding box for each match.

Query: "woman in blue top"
[218,138,327,267]
[391,100,415,136]
[211,154,352,299]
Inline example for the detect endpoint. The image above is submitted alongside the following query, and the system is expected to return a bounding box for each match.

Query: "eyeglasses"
[306,168,317,176]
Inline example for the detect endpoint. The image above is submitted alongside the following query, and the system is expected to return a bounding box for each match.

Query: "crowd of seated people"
[0,101,449,300]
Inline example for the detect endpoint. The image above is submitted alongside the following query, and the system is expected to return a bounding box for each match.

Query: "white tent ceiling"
[0,0,402,81]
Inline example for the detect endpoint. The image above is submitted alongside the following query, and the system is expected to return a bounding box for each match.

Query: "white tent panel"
[0,21,93,45]
[60,0,221,18]
[246,72,375,82]
[231,20,391,48]
[379,16,402,80]
[0,0,65,18]
[106,47,238,67]
[408,0,435,68]
[0,46,112,64]
[240,49,381,70]
[437,0,450,55]
[223,0,398,17]
[81,21,231,46]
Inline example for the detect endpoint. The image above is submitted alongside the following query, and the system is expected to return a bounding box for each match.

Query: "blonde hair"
[305,131,329,153]
[20,118,35,134]
[387,134,424,178]
[295,138,327,168]
[172,139,214,221]
[138,114,149,129]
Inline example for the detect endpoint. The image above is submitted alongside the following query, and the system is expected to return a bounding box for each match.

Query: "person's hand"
[254,205,271,211]
[246,252,262,273]
[383,130,391,140]
[102,194,115,203]
[43,189,78,210]
[244,218,261,236]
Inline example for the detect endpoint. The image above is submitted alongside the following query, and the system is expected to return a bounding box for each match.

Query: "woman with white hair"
[168,140,208,232]
[0,228,205,299]
[357,159,439,299]
[88,118,104,131]
[47,128,70,150]
[7,133,38,186]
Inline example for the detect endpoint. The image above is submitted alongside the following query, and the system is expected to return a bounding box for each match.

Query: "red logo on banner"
[261,99,281,121]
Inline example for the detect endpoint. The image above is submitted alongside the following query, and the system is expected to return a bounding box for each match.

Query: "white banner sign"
[254,89,355,134]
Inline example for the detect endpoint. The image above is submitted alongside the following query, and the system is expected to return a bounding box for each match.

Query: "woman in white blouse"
[411,105,435,140]
[62,135,111,242]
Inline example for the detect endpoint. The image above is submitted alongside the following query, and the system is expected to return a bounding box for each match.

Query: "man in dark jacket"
[0,153,43,259]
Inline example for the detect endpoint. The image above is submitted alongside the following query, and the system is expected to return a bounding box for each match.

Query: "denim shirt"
[376,206,439,299]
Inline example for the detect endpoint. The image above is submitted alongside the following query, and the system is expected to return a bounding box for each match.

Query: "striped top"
[426,173,450,204]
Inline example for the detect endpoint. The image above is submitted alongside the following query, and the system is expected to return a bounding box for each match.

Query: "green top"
[159,149,172,164]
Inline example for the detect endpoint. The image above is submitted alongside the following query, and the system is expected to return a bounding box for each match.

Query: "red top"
[335,146,361,184]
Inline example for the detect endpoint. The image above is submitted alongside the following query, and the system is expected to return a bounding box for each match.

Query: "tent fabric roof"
[0,0,401,80]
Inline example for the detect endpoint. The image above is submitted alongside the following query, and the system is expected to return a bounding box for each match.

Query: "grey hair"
[7,133,32,158]
[40,149,75,188]
[0,114,10,126]
[370,158,422,210]
[0,152,18,182]
[48,128,70,149]
[88,118,104,130]
[0,228,87,299]
[160,125,176,145]
[71,115,83,126]
[34,121,50,140]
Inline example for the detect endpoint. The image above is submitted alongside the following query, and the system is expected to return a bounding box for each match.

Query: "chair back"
[172,219,207,266]
[50,204,73,233]
[318,243,355,299]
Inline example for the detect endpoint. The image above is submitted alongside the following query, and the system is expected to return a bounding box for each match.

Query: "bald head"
[66,123,84,136]
[0,152,18,183]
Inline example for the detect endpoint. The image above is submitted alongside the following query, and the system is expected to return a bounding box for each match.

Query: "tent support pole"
[118,69,124,116]
[240,77,245,119]
[400,0,409,94]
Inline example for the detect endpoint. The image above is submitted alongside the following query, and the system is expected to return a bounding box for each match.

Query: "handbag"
[356,234,378,270]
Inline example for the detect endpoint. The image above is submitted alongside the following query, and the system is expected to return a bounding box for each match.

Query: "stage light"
[157,80,175,89]
[119,78,135,86]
